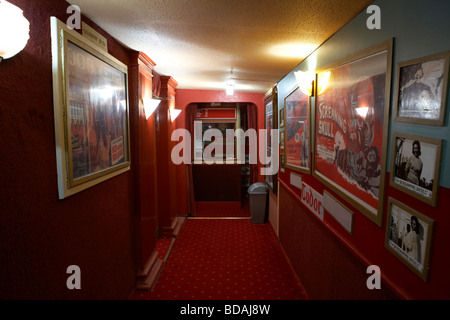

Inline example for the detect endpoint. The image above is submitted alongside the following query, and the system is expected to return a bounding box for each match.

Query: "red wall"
[129,53,159,271]
[278,163,450,299]
[0,0,139,299]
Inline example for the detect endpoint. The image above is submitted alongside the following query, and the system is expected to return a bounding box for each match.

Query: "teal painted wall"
[277,0,450,187]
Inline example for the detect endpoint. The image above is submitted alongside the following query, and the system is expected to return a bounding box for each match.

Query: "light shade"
[0,0,30,61]
[143,97,161,119]
[294,70,331,96]
[294,70,315,96]
[170,108,181,122]
[316,71,331,96]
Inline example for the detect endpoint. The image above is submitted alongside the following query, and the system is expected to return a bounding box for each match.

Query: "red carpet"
[132,218,308,300]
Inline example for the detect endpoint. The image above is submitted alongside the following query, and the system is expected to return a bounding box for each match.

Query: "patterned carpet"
[131,218,308,300]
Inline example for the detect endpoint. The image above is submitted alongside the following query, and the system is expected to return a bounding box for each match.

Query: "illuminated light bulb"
[0,1,30,61]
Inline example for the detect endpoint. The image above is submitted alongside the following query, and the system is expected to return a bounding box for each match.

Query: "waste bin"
[248,182,268,224]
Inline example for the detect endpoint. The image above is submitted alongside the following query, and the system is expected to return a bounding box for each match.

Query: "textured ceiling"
[67,0,374,93]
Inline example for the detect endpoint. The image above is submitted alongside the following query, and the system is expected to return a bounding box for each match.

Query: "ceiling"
[67,0,374,93]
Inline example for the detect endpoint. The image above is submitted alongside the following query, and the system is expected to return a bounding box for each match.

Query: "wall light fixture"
[294,70,331,97]
[0,0,30,63]
[294,70,315,96]
[170,108,182,122]
[142,97,161,120]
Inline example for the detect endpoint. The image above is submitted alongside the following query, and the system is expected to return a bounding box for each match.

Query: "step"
[135,257,164,291]
[136,251,159,279]
[163,216,185,238]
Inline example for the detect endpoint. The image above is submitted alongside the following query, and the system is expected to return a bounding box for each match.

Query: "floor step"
[135,258,164,291]
[163,216,185,238]
[136,251,158,278]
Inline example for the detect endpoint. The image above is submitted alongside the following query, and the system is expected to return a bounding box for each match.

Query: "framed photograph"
[394,50,449,126]
[279,108,285,128]
[389,132,442,206]
[280,153,285,173]
[279,129,285,151]
[385,197,434,281]
[313,39,393,226]
[264,85,278,194]
[284,86,311,174]
[51,18,131,199]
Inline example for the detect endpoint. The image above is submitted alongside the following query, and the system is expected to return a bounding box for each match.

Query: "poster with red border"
[284,87,310,173]
[313,41,392,224]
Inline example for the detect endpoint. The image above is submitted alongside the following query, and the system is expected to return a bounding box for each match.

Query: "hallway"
[131,218,308,300]
[2,0,449,303]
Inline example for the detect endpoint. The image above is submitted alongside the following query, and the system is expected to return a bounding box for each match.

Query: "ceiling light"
[268,43,317,58]
[226,84,234,96]
[0,0,30,63]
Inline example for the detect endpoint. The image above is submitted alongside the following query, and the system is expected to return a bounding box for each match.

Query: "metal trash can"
[248,182,268,224]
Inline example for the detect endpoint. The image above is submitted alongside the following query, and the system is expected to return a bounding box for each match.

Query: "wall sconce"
[316,71,330,96]
[170,108,181,122]
[294,70,331,97]
[0,0,30,63]
[142,97,161,120]
[294,70,315,97]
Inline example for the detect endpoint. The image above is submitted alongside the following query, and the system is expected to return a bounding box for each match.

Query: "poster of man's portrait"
[394,51,449,126]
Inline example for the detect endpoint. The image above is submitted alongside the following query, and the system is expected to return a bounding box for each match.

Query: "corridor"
[131,217,308,300]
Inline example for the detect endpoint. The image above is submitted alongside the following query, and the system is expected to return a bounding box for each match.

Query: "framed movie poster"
[264,85,278,194]
[280,153,285,173]
[279,108,285,128]
[385,197,434,281]
[313,39,393,226]
[51,18,131,199]
[284,86,311,174]
[394,50,449,126]
[389,132,442,206]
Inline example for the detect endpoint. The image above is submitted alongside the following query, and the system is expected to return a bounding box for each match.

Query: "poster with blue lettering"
[313,40,393,226]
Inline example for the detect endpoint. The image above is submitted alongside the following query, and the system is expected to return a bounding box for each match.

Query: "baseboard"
[135,258,164,291]
[195,201,241,211]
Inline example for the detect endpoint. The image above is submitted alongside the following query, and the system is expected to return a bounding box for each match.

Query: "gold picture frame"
[279,108,285,128]
[313,39,393,226]
[284,86,311,175]
[393,50,449,126]
[389,132,442,206]
[51,17,131,199]
[264,85,278,194]
[279,129,285,151]
[385,197,435,281]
